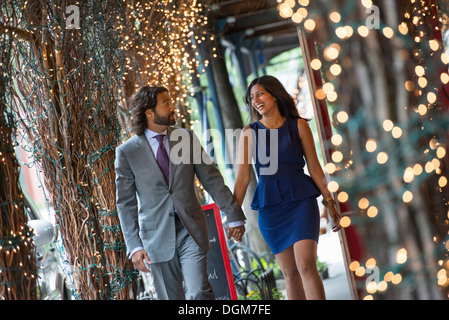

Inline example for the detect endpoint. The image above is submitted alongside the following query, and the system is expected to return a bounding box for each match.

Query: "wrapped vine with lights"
[0,2,37,300]
[277,0,449,299]
[1,0,214,300]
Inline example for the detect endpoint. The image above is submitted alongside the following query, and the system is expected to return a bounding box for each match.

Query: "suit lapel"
[135,134,168,187]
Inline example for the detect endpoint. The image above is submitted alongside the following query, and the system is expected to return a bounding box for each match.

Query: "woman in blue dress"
[233,75,341,300]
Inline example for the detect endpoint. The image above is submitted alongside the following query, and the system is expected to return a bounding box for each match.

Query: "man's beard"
[153,110,176,126]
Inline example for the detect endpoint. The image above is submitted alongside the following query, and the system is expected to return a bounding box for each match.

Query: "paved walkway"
[319,231,354,300]
[277,231,355,300]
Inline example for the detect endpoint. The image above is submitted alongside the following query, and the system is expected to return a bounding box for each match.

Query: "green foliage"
[316,258,329,273]
[252,256,282,279]
[238,288,285,300]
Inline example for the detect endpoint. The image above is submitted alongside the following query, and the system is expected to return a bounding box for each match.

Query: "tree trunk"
[7,0,217,299]
[10,0,137,300]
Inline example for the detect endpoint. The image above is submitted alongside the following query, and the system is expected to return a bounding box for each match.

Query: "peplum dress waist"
[250,168,320,210]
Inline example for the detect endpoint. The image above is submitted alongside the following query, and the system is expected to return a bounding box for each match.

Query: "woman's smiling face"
[250,84,277,117]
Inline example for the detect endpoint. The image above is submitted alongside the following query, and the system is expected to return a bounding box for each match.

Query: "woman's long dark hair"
[130,86,168,135]
[244,75,307,122]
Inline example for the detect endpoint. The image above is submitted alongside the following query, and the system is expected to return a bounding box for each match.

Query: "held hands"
[132,225,246,273]
[131,225,246,273]
[226,225,246,242]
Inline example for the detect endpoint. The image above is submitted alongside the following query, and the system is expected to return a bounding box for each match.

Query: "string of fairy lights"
[277,0,449,299]
[119,0,215,133]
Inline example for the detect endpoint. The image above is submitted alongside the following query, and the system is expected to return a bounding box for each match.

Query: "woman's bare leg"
[293,239,326,300]
[275,246,306,300]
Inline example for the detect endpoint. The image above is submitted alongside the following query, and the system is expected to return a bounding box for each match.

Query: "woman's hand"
[328,203,342,232]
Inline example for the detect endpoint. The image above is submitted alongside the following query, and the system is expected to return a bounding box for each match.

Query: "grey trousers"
[149,216,215,300]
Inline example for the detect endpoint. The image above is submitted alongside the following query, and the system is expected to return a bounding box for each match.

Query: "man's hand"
[226,225,245,242]
[131,249,152,273]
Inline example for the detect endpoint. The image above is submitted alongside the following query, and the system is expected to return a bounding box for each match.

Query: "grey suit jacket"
[115,126,246,263]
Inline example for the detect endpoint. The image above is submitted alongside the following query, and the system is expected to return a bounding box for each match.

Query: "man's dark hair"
[130,86,168,135]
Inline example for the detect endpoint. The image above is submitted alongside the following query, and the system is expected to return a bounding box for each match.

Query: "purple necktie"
[154,134,169,184]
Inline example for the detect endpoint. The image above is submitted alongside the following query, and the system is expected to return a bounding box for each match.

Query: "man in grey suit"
[115,86,246,300]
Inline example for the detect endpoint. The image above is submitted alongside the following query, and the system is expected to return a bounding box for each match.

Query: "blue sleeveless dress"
[249,118,321,254]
